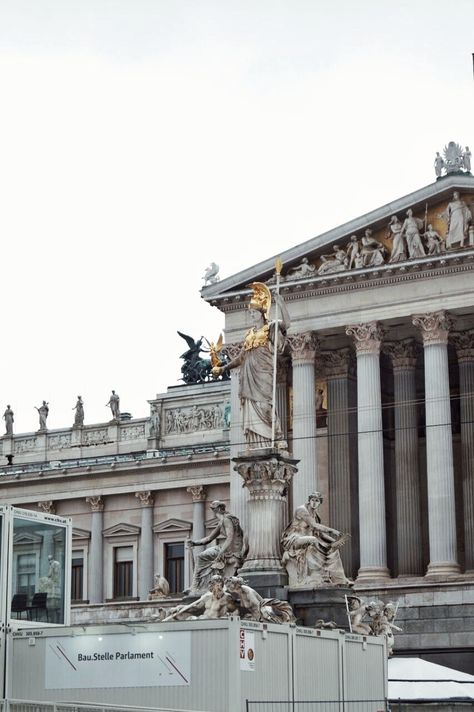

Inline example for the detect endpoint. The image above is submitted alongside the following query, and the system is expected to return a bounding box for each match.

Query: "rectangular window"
[71,552,84,601]
[17,553,36,601]
[113,546,133,599]
[165,542,184,594]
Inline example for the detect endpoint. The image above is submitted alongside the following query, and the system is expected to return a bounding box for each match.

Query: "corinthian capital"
[221,342,242,361]
[86,496,104,512]
[38,500,56,515]
[451,329,474,363]
[135,490,154,507]
[412,311,452,346]
[322,348,354,378]
[287,332,319,362]
[346,321,385,354]
[187,485,206,502]
[383,339,419,370]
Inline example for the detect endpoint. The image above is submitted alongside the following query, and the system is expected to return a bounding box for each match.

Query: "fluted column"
[276,357,289,441]
[37,501,57,575]
[452,329,474,572]
[187,485,207,557]
[346,322,389,582]
[324,348,358,575]
[86,496,104,603]
[288,333,319,507]
[383,339,423,576]
[412,311,459,577]
[135,491,155,600]
[223,342,248,530]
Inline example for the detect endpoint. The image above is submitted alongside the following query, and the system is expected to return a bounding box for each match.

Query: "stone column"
[412,311,459,577]
[135,491,155,600]
[323,348,358,575]
[383,339,423,576]
[276,357,289,442]
[38,501,56,575]
[346,322,389,582]
[288,332,319,507]
[187,485,207,557]
[222,342,248,530]
[234,451,298,590]
[86,496,104,603]
[452,329,474,572]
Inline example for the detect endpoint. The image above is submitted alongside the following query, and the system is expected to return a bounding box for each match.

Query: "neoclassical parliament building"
[2,153,474,670]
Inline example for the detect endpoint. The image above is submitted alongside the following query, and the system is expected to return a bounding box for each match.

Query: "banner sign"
[239,629,255,671]
[45,632,191,688]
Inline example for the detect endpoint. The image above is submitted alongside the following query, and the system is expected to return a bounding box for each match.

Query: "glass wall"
[11,515,67,624]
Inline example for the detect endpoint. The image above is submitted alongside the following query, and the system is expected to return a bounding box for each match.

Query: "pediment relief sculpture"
[277,193,474,284]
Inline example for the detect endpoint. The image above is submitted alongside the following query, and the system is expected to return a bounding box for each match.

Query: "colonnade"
[228,310,474,581]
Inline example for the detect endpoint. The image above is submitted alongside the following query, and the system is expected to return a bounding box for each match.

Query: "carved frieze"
[165,403,225,434]
[48,434,72,450]
[120,424,146,441]
[14,437,37,454]
[83,429,109,446]
[346,321,385,354]
[412,311,452,346]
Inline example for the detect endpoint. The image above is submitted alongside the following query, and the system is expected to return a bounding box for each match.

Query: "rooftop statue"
[212,280,289,449]
[105,390,120,422]
[282,491,352,588]
[3,405,13,436]
[435,141,471,177]
[35,401,49,431]
[177,331,229,384]
[187,500,246,594]
[73,396,84,427]
[202,262,220,286]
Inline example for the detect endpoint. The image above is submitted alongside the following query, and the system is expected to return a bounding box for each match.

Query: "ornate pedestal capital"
[288,332,320,363]
[135,490,154,507]
[37,500,56,515]
[346,321,385,354]
[412,311,452,346]
[383,339,419,370]
[322,347,355,378]
[86,496,104,512]
[187,485,206,502]
[451,329,474,363]
[221,342,242,361]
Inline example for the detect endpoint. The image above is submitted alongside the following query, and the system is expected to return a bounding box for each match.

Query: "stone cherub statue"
[187,500,246,594]
[346,595,402,657]
[148,572,170,600]
[282,492,352,588]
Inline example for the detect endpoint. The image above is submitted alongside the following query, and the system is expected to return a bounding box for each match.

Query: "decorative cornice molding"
[287,332,320,362]
[412,311,452,346]
[383,339,419,369]
[86,495,104,512]
[322,348,355,378]
[346,321,385,354]
[135,490,154,507]
[37,500,55,515]
[187,485,207,502]
[451,329,474,362]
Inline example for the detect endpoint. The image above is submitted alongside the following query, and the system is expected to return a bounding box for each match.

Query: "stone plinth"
[289,586,353,629]
[233,449,298,591]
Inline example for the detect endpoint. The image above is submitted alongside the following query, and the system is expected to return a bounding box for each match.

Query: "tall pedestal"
[233,449,298,596]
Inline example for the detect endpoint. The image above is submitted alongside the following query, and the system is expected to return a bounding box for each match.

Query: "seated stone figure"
[187,500,245,593]
[225,576,295,624]
[282,492,352,588]
[148,572,170,600]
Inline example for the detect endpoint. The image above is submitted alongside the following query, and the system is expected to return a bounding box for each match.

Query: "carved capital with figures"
[346,321,385,355]
[322,348,355,378]
[451,329,474,363]
[37,500,56,515]
[135,490,154,507]
[187,485,207,502]
[383,339,419,370]
[86,495,104,512]
[412,311,452,346]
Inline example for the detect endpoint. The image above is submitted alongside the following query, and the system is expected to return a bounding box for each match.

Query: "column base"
[356,566,391,584]
[425,562,461,579]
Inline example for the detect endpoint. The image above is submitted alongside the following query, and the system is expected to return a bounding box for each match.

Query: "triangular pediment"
[72,527,91,541]
[13,532,43,545]
[153,518,192,534]
[103,522,141,538]
[202,174,474,301]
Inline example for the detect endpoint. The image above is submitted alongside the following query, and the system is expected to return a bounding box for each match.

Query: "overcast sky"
[0,0,473,433]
